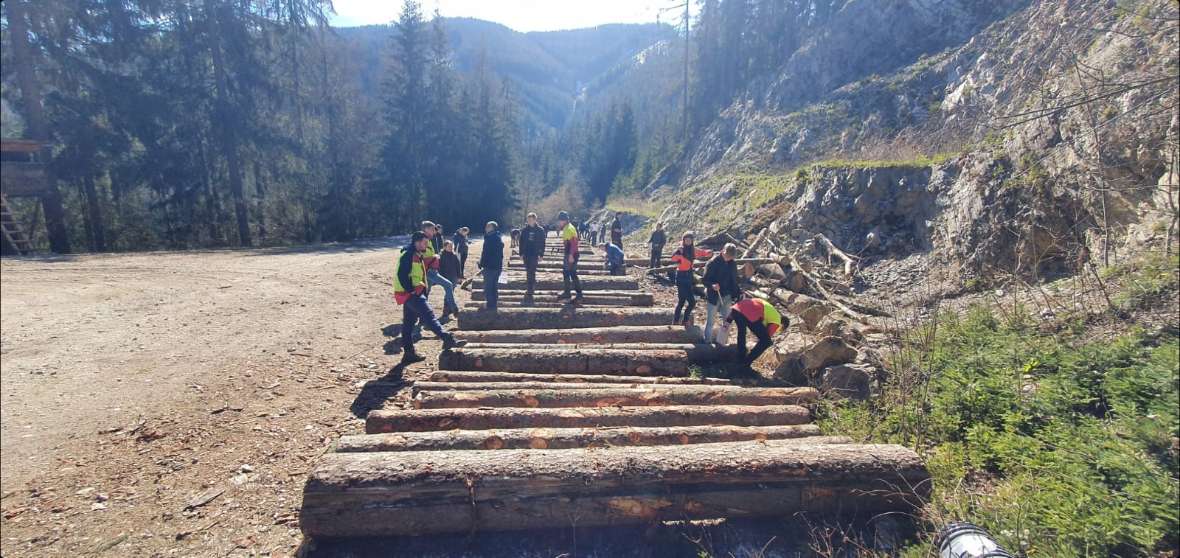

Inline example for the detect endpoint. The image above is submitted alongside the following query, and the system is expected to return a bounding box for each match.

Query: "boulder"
[774,335,858,382]
[819,363,874,399]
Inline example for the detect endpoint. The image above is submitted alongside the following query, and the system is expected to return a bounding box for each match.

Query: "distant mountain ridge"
[334,18,676,133]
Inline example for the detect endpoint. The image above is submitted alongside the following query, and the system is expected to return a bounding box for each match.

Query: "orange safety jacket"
[732,298,783,336]
[670,245,712,272]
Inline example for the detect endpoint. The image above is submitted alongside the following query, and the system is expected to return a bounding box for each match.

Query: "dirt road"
[0,238,466,556]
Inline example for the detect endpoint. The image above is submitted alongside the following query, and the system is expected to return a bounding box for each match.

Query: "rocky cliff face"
[645,0,1178,290]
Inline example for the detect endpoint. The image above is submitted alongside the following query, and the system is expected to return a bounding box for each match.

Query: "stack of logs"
[299,234,928,539]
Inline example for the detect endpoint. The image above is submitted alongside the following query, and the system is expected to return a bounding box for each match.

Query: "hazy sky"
[330,0,673,32]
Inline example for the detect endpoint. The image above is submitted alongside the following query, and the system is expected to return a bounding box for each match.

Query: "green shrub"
[819,304,1180,556]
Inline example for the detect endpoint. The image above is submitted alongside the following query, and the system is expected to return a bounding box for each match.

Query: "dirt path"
[0,238,470,557]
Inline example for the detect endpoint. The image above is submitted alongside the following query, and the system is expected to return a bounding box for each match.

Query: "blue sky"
[330,0,671,32]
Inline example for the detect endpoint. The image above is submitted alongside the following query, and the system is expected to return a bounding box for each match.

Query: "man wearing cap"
[394,231,466,365]
[723,296,785,370]
[556,211,584,304]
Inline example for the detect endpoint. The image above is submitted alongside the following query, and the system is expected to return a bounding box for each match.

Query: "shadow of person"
[348,364,406,418]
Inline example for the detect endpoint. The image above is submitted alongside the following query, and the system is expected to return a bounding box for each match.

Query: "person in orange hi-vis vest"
[724,296,786,369]
[670,231,712,326]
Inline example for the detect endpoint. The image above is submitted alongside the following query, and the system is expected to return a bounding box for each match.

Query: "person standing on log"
[519,212,546,304]
[671,231,712,326]
[724,296,784,371]
[610,216,623,247]
[439,239,462,285]
[478,221,505,311]
[648,221,667,268]
[395,231,467,365]
[422,220,458,321]
[604,242,626,275]
[432,223,444,254]
[703,242,741,344]
[451,227,470,279]
[556,211,585,304]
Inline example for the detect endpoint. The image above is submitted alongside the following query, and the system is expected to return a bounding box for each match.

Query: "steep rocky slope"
[643,0,1177,296]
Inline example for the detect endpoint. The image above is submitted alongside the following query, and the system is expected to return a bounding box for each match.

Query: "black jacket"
[439,250,462,282]
[648,229,666,247]
[479,230,504,271]
[520,224,546,259]
[451,232,468,256]
[702,254,740,304]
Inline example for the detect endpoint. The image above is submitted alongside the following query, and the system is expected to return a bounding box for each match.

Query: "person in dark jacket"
[648,221,667,268]
[394,231,466,365]
[702,243,741,343]
[519,212,546,302]
[610,216,623,247]
[451,227,470,278]
[439,240,462,285]
[478,221,505,311]
[431,224,444,254]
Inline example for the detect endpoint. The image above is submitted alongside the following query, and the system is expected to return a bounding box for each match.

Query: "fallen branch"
[814,234,859,277]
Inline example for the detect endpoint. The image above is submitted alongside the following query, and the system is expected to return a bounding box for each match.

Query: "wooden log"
[463,295,647,309]
[454,342,737,362]
[456,325,701,344]
[646,258,774,275]
[300,441,929,537]
[470,275,638,291]
[814,233,859,277]
[508,260,603,269]
[365,404,812,433]
[412,386,819,409]
[413,381,736,392]
[427,370,730,385]
[438,347,692,375]
[470,290,653,305]
[336,425,832,452]
[456,308,670,331]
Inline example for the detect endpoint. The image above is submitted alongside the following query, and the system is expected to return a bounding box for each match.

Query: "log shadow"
[348,364,405,419]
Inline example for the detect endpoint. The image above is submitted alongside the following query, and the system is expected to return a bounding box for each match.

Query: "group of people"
[393,211,784,373]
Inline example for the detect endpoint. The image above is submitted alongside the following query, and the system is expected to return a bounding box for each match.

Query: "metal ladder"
[0,193,34,255]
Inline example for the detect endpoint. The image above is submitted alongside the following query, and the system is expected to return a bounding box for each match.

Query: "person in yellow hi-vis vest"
[394,231,466,365]
[556,211,584,304]
[723,296,786,370]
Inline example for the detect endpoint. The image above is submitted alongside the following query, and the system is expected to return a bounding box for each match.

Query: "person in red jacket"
[670,231,712,325]
[724,296,785,369]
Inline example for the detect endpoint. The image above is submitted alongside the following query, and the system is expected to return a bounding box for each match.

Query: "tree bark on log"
[301,441,929,537]
[412,386,819,409]
[336,425,831,452]
[456,342,734,359]
[509,260,605,270]
[646,258,774,275]
[365,404,812,433]
[470,290,653,305]
[464,297,645,309]
[427,370,730,385]
[456,325,701,344]
[814,234,859,277]
[470,275,638,291]
[438,347,694,375]
[413,381,738,392]
[456,308,670,331]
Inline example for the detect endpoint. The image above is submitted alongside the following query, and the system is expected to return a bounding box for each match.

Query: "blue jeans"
[402,293,449,350]
[704,295,733,343]
[426,269,456,310]
[483,269,501,310]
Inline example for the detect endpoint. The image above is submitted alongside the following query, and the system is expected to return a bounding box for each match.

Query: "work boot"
[400,349,426,365]
[572,294,585,306]
[556,291,572,301]
[441,335,468,351]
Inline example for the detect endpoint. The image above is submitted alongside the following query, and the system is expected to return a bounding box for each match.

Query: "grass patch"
[1101,253,1180,311]
[820,303,1179,556]
[604,195,663,219]
[810,151,959,170]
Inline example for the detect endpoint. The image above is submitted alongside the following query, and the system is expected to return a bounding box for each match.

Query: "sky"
[329,0,673,32]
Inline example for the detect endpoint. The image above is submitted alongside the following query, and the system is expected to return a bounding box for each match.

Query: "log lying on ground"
[463,298,641,309]
[428,370,730,385]
[412,386,819,409]
[301,441,929,537]
[470,275,638,291]
[646,257,775,275]
[365,404,811,433]
[501,267,614,275]
[456,307,670,331]
[336,424,831,452]
[471,290,653,305]
[508,260,605,270]
[456,325,700,344]
[413,381,736,392]
[454,342,737,362]
[438,347,692,375]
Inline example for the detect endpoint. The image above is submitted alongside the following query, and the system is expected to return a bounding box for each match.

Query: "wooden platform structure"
[0,139,50,255]
[299,236,928,540]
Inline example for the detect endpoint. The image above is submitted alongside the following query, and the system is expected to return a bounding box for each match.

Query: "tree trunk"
[207,0,251,247]
[470,275,637,291]
[456,308,670,331]
[470,290,652,305]
[301,441,928,537]
[412,386,819,409]
[427,370,730,385]
[365,404,812,433]
[438,347,694,376]
[82,174,106,251]
[456,325,701,345]
[337,425,831,452]
[7,0,70,253]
